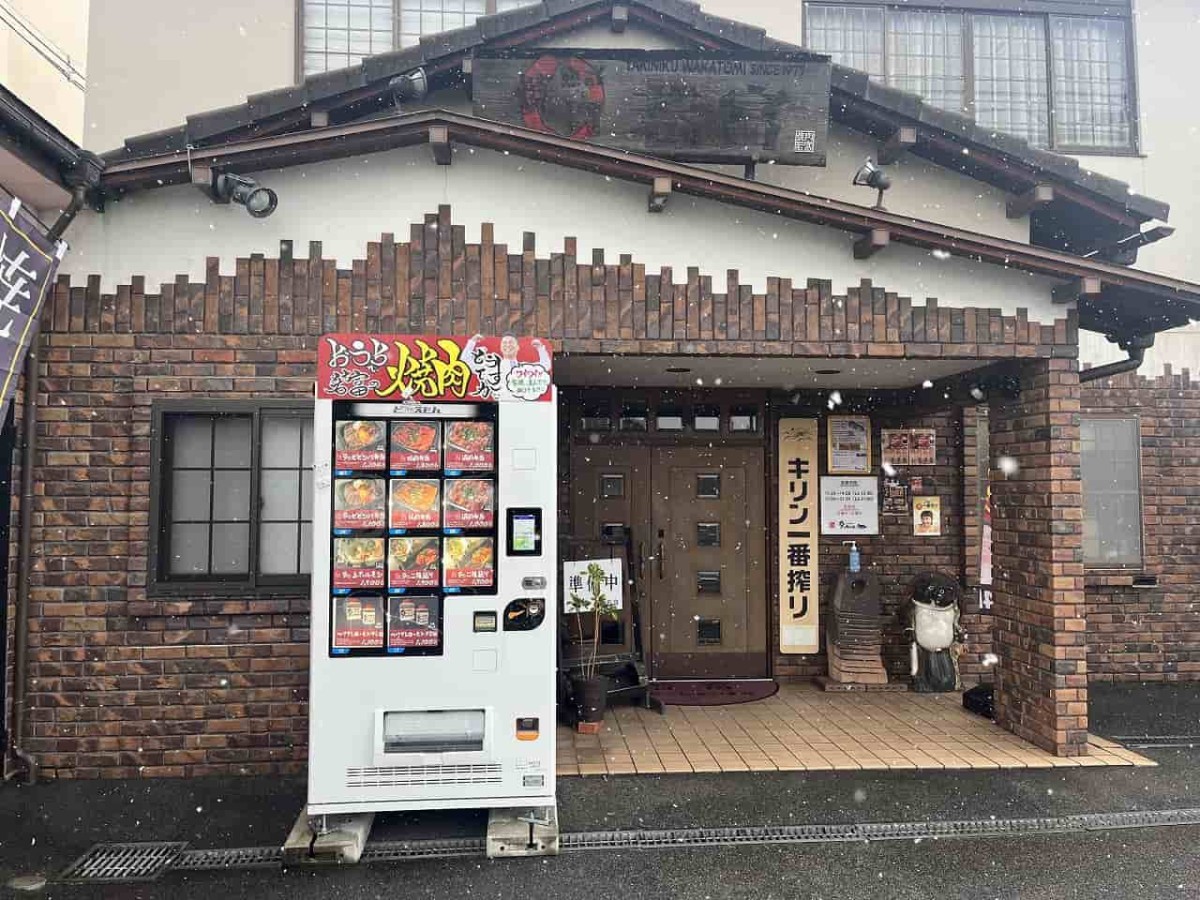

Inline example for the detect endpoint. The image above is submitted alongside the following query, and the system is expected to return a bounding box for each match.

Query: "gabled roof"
[99,0,1168,230]
[98,108,1200,339]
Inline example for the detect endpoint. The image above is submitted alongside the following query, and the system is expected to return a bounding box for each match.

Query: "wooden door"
[569,445,652,656]
[649,447,768,678]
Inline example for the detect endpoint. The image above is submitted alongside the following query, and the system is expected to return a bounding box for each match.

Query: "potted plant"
[566,562,620,725]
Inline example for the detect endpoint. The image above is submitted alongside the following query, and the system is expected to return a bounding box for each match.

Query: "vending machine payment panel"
[308,334,556,815]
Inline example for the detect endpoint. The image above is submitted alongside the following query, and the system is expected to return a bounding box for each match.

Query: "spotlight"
[390,68,429,109]
[852,159,891,210]
[214,173,278,218]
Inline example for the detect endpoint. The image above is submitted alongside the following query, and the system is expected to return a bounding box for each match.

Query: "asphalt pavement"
[2,683,1197,898]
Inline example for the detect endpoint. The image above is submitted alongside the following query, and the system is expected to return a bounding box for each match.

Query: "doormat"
[650,680,779,707]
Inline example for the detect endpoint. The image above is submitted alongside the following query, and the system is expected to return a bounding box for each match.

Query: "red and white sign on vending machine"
[308,334,557,819]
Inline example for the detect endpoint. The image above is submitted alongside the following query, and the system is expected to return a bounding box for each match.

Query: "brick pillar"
[988,357,1088,756]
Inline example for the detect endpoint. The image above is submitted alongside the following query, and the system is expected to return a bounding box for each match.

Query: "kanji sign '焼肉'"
[318,334,553,403]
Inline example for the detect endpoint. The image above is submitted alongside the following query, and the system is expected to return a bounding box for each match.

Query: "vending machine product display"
[308,333,556,815]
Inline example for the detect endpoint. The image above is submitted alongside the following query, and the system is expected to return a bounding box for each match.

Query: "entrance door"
[649,447,767,678]
[569,444,767,679]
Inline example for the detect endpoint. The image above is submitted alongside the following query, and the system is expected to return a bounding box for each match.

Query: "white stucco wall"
[62,144,1060,326]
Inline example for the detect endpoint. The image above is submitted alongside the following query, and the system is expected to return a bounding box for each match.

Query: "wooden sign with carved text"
[473,49,831,166]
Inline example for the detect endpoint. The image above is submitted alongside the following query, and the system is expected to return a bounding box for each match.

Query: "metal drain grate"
[1111,735,1200,749]
[59,842,189,883]
[559,808,1200,852]
[361,837,488,862]
[54,807,1200,882]
[175,846,284,871]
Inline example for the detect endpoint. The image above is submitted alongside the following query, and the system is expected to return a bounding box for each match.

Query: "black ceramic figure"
[906,572,962,693]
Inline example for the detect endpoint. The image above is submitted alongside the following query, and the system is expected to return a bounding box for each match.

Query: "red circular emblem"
[518,55,605,141]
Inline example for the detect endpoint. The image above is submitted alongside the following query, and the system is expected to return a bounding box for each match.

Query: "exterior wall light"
[213,173,278,218]
[852,159,891,210]
[390,68,429,110]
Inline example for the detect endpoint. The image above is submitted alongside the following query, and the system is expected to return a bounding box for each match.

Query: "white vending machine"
[307,333,556,817]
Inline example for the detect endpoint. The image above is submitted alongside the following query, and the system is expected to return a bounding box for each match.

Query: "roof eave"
[97,109,1200,338]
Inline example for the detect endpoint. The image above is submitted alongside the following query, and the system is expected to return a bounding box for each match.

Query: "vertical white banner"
[778,418,820,654]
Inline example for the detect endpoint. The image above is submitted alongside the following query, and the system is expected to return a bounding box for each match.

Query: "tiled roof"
[100,0,1167,225]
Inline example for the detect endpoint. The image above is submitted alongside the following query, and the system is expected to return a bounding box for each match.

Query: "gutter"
[1079,333,1154,384]
[5,174,99,784]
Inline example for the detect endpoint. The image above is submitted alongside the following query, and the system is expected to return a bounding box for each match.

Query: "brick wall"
[771,408,964,682]
[5,206,1081,777]
[1081,368,1200,683]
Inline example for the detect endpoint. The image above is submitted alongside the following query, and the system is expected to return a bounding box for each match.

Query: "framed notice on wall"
[827,415,871,474]
[819,477,880,535]
[778,419,820,654]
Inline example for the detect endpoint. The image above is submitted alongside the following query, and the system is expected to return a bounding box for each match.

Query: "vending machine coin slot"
[503,598,545,631]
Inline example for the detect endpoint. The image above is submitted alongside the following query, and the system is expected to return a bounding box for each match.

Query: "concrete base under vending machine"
[486,804,560,858]
[282,811,375,866]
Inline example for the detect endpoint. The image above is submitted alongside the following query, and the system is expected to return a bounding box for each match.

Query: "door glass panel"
[697,571,722,593]
[693,405,721,432]
[600,474,625,498]
[580,400,612,431]
[696,473,720,499]
[656,405,684,431]
[697,522,721,547]
[729,405,759,432]
[697,618,722,645]
[619,401,648,431]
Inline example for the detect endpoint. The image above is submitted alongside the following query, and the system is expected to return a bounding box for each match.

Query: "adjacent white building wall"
[83,0,295,154]
[1068,0,1200,374]
[61,144,1061,325]
[0,0,88,142]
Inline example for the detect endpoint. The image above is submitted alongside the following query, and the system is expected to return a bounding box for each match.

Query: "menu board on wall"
[828,415,872,474]
[327,401,499,658]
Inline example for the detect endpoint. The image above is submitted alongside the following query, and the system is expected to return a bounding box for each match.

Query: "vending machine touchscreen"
[308,334,556,816]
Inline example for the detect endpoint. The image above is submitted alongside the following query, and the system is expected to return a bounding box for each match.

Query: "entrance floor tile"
[557,683,1153,777]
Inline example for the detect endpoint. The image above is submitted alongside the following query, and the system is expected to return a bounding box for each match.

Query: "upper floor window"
[804,2,1135,153]
[302,0,537,76]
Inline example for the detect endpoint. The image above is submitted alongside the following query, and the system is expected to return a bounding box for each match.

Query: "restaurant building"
[4,0,1200,780]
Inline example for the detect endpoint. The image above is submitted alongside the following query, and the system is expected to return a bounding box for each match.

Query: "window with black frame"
[150,403,314,592]
[803,1,1136,152]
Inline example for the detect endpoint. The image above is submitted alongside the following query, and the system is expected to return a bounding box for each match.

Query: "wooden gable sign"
[472,49,831,166]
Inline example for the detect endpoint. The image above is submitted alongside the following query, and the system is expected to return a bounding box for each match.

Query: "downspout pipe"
[8,340,40,783]
[1079,333,1154,384]
[6,159,99,783]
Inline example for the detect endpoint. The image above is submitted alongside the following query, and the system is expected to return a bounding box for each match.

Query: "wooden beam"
[189,164,212,188]
[1052,275,1102,304]
[877,126,916,165]
[648,176,672,213]
[853,228,890,259]
[612,4,628,32]
[1006,183,1055,219]
[429,125,452,165]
